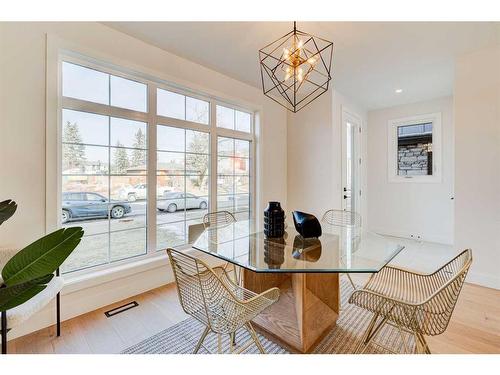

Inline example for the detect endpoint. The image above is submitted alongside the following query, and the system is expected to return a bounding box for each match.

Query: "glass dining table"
[193,219,404,274]
[192,219,404,353]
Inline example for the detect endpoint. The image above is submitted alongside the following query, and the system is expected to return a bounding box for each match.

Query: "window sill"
[61,245,192,295]
[388,175,442,184]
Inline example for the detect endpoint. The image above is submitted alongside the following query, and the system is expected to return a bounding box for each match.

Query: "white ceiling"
[104,22,500,110]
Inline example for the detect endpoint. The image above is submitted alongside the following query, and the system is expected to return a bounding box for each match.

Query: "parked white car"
[119,184,171,202]
[157,192,208,213]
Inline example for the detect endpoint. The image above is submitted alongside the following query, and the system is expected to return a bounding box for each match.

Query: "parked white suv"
[119,184,171,202]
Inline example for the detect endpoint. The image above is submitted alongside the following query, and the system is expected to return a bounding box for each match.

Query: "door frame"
[341,106,362,214]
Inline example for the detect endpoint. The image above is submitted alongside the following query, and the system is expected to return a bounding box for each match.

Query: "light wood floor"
[8,281,500,354]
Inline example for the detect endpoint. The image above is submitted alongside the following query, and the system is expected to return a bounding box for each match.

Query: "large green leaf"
[0,274,54,312]
[1,227,83,286]
[0,199,17,226]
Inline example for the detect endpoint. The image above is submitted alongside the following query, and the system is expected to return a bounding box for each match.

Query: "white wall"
[367,97,455,244]
[0,22,287,338]
[287,91,334,217]
[287,89,367,219]
[454,45,500,289]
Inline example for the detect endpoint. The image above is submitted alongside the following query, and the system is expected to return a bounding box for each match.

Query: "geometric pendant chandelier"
[259,22,334,113]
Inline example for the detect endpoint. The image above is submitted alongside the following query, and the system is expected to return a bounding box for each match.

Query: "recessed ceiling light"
[395,89,403,94]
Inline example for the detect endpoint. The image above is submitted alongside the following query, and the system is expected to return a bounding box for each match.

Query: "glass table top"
[192,219,405,273]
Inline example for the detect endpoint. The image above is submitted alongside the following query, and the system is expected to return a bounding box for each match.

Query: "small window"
[110,76,147,112]
[397,123,433,176]
[388,113,441,183]
[62,62,109,105]
[235,111,251,132]
[186,97,209,124]
[157,88,209,125]
[216,105,235,130]
[216,105,252,132]
[157,89,185,120]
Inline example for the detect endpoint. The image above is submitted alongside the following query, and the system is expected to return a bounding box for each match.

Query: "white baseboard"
[368,226,453,245]
[366,227,499,291]
[466,270,500,290]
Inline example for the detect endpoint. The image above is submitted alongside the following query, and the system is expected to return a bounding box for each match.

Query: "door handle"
[343,195,348,199]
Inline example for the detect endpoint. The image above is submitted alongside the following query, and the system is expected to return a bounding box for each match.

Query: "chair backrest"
[321,209,362,228]
[418,249,472,335]
[202,210,236,229]
[166,248,238,333]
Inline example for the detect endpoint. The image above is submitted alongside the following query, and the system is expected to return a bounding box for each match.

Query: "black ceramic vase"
[264,201,285,238]
[292,211,322,238]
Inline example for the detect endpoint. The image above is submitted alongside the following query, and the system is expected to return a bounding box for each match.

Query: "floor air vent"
[104,301,139,317]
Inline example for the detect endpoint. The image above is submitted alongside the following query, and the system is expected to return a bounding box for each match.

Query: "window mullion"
[107,116,111,264]
[183,128,187,243]
[210,100,218,213]
[147,84,158,254]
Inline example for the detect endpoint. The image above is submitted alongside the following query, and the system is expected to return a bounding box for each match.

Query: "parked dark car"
[62,192,132,224]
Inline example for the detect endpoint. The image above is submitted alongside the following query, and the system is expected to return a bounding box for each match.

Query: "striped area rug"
[122,280,416,354]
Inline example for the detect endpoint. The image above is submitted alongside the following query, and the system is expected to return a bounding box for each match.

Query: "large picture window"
[59,59,255,274]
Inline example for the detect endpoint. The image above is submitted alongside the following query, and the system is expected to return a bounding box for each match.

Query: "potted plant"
[0,199,83,353]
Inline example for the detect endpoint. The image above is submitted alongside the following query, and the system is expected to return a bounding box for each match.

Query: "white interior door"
[341,109,362,213]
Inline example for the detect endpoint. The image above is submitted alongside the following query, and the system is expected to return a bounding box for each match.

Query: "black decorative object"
[292,211,322,238]
[259,21,334,113]
[264,201,285,238]
[292,236,322,262]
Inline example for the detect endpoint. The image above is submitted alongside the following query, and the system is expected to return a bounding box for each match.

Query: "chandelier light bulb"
[297,67,304,82]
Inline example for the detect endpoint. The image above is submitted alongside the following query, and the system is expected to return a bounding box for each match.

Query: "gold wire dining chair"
[202,211,236,229]
[321,209,362,290]
[202,211,240,283]
[167,248,280,354]
[348,249,472,354]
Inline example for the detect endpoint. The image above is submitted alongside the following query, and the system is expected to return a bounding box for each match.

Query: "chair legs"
[56,292,61,337]
[245,322,265,354]
[355,312,431,354]
[56,268,61,337]
[414,332,431,354]
[231,331,237,346]
[1,311,7,354]
[354,313,389,354]
[193,323,266,354]
[355,313,378,353]
[223,263,241,286]
[193,326,211,354]
[345,274,357,290]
